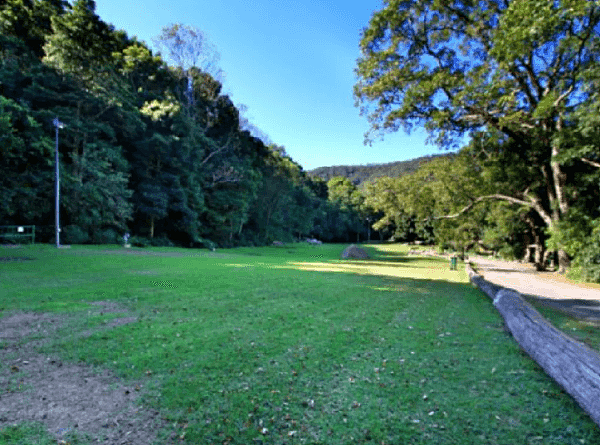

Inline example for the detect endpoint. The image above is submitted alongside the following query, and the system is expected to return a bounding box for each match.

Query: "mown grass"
[1,243,599,444]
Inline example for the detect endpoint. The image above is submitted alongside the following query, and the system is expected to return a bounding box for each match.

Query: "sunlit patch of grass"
[274,257,467,283]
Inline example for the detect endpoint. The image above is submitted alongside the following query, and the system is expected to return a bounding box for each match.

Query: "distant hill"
[308,153,453,186]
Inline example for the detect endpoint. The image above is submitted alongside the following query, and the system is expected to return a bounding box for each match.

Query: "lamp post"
[53,117,65,248]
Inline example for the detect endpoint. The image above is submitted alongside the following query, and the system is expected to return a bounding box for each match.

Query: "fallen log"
[467,263,600,427]
[494,289,600,427]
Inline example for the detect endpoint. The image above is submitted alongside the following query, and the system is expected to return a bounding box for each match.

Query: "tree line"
[0,0,376,247]
[308,153,450,186]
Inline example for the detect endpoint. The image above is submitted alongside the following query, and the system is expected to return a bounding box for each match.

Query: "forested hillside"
[308,153,451,186]
[0,0,375,247]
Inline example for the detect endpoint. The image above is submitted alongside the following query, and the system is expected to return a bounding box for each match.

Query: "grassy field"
[1,243,598,444]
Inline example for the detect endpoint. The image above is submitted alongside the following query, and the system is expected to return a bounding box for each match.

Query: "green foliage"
[0,94,54,223]
[128,235,149,247]
[0,0,66,57]
[546,208,594,258]
[355,0,600,272]
[2,1,369,248]
[62,224,89,244]
[128,235,174,247]
[570,218,600,283]
[91,227,119,244]
[43,0,122,81]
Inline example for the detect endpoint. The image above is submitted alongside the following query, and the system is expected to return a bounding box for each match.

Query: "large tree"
[354,0,600,272]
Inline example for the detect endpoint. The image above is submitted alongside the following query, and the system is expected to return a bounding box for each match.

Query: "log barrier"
[466,263,600,428]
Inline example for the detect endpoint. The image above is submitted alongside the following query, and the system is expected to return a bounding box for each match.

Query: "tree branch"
[553,85,574,108]
[199,132,234,167]
[425,194,529,221]
[208,164,244,187]
[581,157,600,169]
[425,192,553,228]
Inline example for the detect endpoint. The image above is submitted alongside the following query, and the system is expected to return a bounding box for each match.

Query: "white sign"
[17,226,24,233]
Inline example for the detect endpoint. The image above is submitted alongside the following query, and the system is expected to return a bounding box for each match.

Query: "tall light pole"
[53,117,65,248]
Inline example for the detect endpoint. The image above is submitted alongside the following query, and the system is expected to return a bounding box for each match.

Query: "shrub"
[574,218,600,283]
[92,228,119,244]
[195,237,216,251]
[129,235,174,248]
[149,236,174,247]
[62,225,89,244]
[130,236,150,247]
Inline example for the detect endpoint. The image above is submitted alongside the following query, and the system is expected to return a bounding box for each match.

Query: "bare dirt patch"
[88,300,131,314]
[0,308,173,444]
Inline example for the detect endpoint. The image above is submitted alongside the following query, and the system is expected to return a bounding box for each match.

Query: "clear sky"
[95,0,448,171]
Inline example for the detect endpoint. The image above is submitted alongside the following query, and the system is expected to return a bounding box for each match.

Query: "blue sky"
[95,0,447,170]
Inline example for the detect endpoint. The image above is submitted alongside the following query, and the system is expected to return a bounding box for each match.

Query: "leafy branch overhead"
[355,0,600,147]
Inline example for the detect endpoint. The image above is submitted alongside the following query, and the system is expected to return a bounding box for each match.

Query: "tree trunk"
[550,119,571,274]
[150,217,154,238]
[496,289,600,427]
[548,217,570,274]
[557,249,570,274]
[523,245,533,263]
[534,243,545,270]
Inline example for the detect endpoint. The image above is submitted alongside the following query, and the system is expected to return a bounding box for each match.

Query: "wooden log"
[494,289,600,427]
[466,263,600,427]
[466,263,503,300]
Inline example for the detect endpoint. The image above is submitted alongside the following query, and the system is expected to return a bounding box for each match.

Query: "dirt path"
[471,256,600,321]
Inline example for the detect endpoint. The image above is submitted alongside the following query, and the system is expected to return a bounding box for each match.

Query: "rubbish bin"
[450,256,457,270]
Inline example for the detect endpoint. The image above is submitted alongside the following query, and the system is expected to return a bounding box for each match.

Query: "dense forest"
[2,0,600,282]
[0,0,377,247]
[308,153,451,186]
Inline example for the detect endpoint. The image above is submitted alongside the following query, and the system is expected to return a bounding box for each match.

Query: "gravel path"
[471,256,600,321]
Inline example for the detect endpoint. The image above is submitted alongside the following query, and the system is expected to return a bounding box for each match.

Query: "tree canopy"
[355,0,600,272]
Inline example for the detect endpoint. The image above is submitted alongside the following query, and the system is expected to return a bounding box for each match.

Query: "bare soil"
[0,302,174,444]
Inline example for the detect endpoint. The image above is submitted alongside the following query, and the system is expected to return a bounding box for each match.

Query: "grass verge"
[522,296,600,353]
[1,242,599,444]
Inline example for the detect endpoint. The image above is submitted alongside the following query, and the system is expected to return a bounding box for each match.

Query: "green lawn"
[1,243,598,444]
